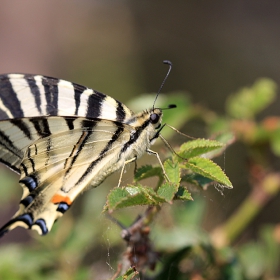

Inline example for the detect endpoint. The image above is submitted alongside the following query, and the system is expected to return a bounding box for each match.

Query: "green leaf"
[157,182,179,202]
[174,187,193,201]
[115,267,139,280]
[178,139,224,159]
[226,78,277,119]
[134,165,163,182]
[164,159,181,185]
[181,173,214,189]
[105,184,165,211]
[106,158,183,211]
[155,159,181,202]
[183,157,233,188]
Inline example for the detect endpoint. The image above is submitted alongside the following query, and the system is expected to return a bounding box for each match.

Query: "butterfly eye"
[150,113,160,124]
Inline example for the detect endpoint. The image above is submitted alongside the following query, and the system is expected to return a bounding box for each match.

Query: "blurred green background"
[0,1,280,279]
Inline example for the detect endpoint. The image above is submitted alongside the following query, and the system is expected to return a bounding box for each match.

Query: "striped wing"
[0,73,133,173]
[0,74,134,236]
[0,74,133,121]
[0,117,131,236]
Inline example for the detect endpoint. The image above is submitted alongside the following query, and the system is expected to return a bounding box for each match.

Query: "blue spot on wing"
[19,176,37,192]
[33,219,48,235]
[18,213,33,227]
[57,202,70,214]
[20,195,34,207]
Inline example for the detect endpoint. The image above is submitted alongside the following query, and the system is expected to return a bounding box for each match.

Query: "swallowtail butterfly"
[0,61,173,237]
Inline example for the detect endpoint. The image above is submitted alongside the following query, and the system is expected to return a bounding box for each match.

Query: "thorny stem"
[211,172,280,247]
[119,205,160,275]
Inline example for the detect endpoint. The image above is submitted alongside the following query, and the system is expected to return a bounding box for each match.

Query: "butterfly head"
[148,104,176,142]
[126,108,162,129]
[149,108,163,130]
[126,104,176,145]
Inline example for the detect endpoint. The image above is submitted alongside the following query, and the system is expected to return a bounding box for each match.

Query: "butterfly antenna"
[153,60,173,110]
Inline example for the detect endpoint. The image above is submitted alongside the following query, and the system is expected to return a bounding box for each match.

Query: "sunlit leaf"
[105,184,165,211]
[179,139,224,159]
[115,267,139,280]
[183,157,233,188]
[164,159,181,185]
[157,183,179,202]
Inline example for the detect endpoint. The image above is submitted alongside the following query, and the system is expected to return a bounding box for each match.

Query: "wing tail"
[0,213,34,237]
[0,196,70,238]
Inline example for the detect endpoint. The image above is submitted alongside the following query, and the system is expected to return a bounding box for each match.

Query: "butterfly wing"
[0,74,134,173]
[0,116,131,236]
[0,74,133,120]
[0,74,135,236]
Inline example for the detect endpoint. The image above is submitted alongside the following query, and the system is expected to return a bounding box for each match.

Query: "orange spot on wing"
[51,194,72,205]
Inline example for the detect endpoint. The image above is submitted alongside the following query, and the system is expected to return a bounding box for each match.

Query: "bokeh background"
[0,1,280,278]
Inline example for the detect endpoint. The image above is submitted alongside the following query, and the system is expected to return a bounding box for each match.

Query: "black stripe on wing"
[120,118,150,154]
[0,108,10,119]
[116,100,126,123]
[30,117,51,137]
[24,74,42,115]
[63,119,98,176]
[86,90,105,119]
[0,75,24,118]
[42,76,59,115]
[74,88,81,115]
[75,124,125,185]
[0,128,23,158]
[10,119,32,140]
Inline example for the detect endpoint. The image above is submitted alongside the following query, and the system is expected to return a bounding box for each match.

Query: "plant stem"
[211,173,280,247]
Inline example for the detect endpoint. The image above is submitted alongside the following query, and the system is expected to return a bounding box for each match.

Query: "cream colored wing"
[0,73,133,174]
[0,117,131,236]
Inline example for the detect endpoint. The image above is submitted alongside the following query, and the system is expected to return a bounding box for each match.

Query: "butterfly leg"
[146,149,170,182]
[118,156,137,187]
[134,160,138,176]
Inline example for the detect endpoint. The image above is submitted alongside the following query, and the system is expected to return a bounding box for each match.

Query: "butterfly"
[0,61,173,237]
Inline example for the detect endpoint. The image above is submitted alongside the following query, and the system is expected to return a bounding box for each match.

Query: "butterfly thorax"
[122,107,162,155]
[87,108,163,188]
